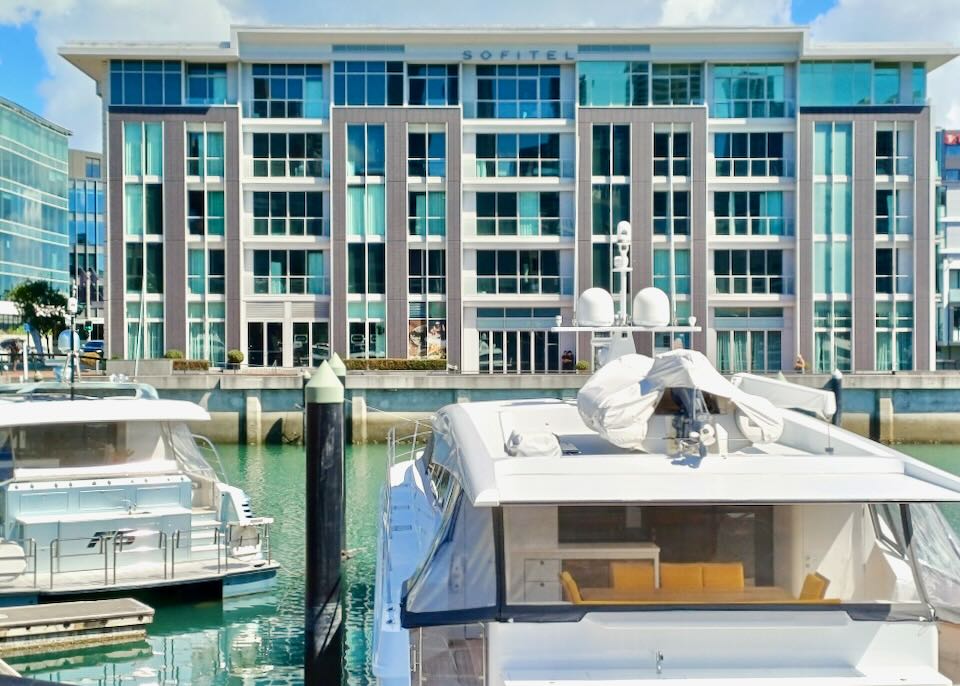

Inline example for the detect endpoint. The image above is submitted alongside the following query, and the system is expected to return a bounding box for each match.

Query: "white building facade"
[60,27,955,371]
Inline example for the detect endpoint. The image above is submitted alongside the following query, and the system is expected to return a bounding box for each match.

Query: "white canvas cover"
[731,373,837,420]
[578,349,783,451]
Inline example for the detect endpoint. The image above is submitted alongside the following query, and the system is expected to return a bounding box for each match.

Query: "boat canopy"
[731,372,837,420]
[0,398,210,428]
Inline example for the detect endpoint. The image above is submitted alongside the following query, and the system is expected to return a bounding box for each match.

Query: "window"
[875,188,912,236]
[188,302,226,367]
[110,60,182,106]
[876,123,913,176]
[186,64,227,105]
[252,132,324,177]
[912,62,926,104]
[247,321,282,367]
[293,321,329,366]
[126,302,164,359]
[124,183,162,236]
[875,247,912,294]
[712,64,787,118]
[653,190,689,236]
[85,157,101,179]
[347,124,385,176]
[592,243,629,293]
[250,64,324,118]
[407,301,447,360]
[187,190,224,236]
[476,249,562,295]
[814,301,852,372]
[591,184,629,236]
[592,124,630,177]
[714,249,786,295]
[813,242,852,296]
[653,130,689,176]
[651,64,702,105]
[653,248,691,295]
[477,191,564,237]
[477,64,562,118]
[251,250,327,295]
[124,121,163,177]
[408,126,445,177]
[407,64,459,105]
[876,301,913,371]
[347,243,386,294]
[873,62,901,105]
[578,62,648,106]
[347,184,386,237]
[253,191,325,236]
[714,132,784,177]
[408,190,445,237]
[476,133,562,177]
[125,243,163,294]
[798,62,871,107]
[333,61,404,106]
[408,249,446,294]
[349,319,386,359]
[188,248,225,295]
[478,330,560,373]
[186,130,224,177]
[714,191,788,236]
[814,122,852,177]
[716,330,781,373]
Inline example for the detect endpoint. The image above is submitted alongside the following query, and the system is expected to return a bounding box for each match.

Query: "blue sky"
[5,0,960,150]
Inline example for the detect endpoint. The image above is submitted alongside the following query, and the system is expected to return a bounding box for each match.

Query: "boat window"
[504,503,926,613]
[908,503,960,622]
[0,429,13,483]
[7,422,172,470]
[168,423,216,480]
[402,486,497,626]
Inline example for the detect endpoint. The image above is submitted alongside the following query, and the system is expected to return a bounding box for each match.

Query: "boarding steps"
[187,507,222,562]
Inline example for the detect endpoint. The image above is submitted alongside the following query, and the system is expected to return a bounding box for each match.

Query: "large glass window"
[185,64,228,105]
[798,61,918,107]
[253,191,325,237]
[578,61,648,106]
[407,64,459,106]
[813,242,852,295]
[653,130,689,176]
[347,243,386,294]
[188,302,226,367]
[251,250,327,295]
[186,130,224,177]
[252,132,324,177]
[188,248,225,295]
[716,330,781,373]
[408,126,446,177]
[249,64,324,118]
[873,62,901,105]
[651,64,702,105]
[653,190,689,236]
[123,122,163,177]
[875,188,912,236]
[126,302,164,359]
[876,301,914,371]
[333,61,403,106]
[110,60,182,106]
[912,62,926,104]
[478,329,560,373]
[348,317,386,359]
[347,124,385,176]
[876,123,914,176]
[293,321,329,367]
[714,249,786,295]
[476,133,563,178]
[814,301,852,372]
[592,124,630,177]
[408,190,445,237]
[347,184,386,237]
[653,248,691,295]
[714,191,788,236]
[477,64,562,118]
[875,247,912,295]
[712,64,787,118]
[477,191,565,237]
[714,132,784,177]
[591,184,629,236]
[407,302,447,360]
[408,249,446,295]
[813,122,852,177]
[476,249,562,294]
[247,321,283,367]
[187,189,224,236]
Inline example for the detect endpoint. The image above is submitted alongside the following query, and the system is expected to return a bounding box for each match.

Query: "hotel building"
[60,28,955,371]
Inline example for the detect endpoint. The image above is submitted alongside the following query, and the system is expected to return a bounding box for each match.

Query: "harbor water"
[9,442,960,685]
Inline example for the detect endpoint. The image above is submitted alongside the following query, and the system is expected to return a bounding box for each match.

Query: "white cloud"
[811,0,960,128]
[660,0,790,25]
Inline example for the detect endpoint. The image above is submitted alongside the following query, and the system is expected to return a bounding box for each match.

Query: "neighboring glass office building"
[60,28,951,371]
[68,149,106,339]
[0,97,70,296]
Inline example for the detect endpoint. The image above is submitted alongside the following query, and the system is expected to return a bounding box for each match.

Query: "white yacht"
[373,348,960,685]
[0,381,277,603]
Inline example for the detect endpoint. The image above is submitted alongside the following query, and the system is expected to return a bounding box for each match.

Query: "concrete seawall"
[102,369,960,446]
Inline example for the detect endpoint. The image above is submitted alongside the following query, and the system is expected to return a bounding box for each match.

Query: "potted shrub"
[163,349,184,359]
[226,349,244,371]
[575,360,590,374]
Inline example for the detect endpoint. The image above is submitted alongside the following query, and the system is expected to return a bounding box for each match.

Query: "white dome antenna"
[577,288,615,327]
[632,287,670,327]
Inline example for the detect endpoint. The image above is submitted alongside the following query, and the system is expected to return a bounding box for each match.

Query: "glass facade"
[407,65,459,106]
[252,132,324,177]
[712,64,788,118]
[714,132,785,177]
[68,165,105,324]
[109,60,182,106]
[187,129,224,177]
[253,191,325,237]
[798,61,926,107]
[186,64,228,105]
[251,250,327,295]
[477,64,562,118]
[579,62,647,106]
[333,61,403,106]
[714,191,788,236]
[476,249,563,295]
[476,191,566,237]
[408,126,445,177]
[250,64,324,118]
[0,99,69,295]
[476,133,562,178]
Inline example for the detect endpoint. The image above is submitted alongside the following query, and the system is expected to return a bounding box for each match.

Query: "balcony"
[249,275,330,296]
[713,218,794,237]
[471,217,575,239]
[463,100,575,120]
[250,217,330,239]
[242,99,329,120]
[471,158,575,180]
[248,158,330,179]
[713,275,794,296]
[472,275,575,297]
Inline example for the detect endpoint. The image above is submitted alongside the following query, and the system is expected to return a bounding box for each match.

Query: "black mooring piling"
[304,361,345,684]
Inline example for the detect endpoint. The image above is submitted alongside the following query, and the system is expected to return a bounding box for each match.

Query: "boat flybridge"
[374,348,960,685]
[0,381,277,602]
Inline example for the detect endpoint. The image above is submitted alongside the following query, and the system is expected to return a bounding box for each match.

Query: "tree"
[4,280,68,358]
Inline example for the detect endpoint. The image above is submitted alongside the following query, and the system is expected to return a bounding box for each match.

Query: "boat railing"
[192,434,228,481]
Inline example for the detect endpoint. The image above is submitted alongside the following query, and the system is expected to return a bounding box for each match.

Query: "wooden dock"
[0,598,154,659]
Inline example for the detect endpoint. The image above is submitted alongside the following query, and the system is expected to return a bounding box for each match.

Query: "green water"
[9,442,960,685]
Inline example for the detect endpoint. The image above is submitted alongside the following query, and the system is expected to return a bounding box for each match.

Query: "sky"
[0,0,957,151]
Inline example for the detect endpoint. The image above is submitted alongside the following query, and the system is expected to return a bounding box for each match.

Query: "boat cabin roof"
[0,397,210,428]
[433,398,960,506]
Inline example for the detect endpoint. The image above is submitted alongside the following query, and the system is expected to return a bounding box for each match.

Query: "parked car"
[81,340,105,357]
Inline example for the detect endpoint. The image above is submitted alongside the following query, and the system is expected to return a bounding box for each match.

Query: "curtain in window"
[124,184,143,236]
[366,184,386,237]
[833,241,851,295]
[876,333,893,371]
[145,123,163,176]
[676,250,691,295]
[347,186,365,236]
[206,132,224,176]
[519,192,539,235]
[815,332,831,373]
[124,122,143,176]
[717,332,731,372]
[833,183,851,236]
[146,322,164,359]
[833,124,852,175]
[209,321,225,365]
[127,322,141,359]
[189,322,204,360]
[813,123,831,176]
[732,331,749,373]
[897,332,913,370]
[751,332,766,372]
[428,191,446,236]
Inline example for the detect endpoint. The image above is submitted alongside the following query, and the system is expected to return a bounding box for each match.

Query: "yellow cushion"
[610,561,656,592]
[799,572,829,600]
[660,563,703,591]
[559,571,584,604]
[701,563,745,591]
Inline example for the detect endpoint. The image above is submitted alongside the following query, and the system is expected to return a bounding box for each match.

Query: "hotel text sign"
[462,49,576,62]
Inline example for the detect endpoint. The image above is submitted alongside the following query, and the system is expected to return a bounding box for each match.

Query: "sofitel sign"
[462,49,576,62]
